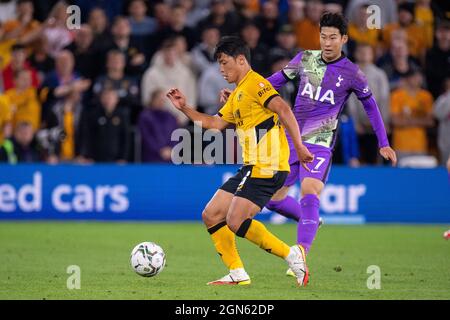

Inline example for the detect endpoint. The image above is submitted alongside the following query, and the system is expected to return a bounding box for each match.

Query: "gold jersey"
[218,70,290,178]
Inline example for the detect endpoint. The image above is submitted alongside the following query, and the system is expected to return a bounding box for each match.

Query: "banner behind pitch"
[0,164,448,223]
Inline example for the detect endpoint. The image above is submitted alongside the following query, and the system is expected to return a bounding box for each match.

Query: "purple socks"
[297,194,320,254]
[266,196,302,222]
[266,194,320,254]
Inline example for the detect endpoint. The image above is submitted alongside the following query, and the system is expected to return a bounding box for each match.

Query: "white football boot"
[286,217,323,278]
[207,268,251,286]
[285,245,309,286]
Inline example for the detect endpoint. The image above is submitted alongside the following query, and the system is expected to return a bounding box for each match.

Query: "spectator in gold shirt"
[4,69,41,132]
[0,95,12,144]
[382,3,428,62]
[294,0,323,50]
[390,68,434,158]
[348,4,381,58]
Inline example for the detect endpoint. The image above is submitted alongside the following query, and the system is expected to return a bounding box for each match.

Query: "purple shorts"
[285,142,333,186]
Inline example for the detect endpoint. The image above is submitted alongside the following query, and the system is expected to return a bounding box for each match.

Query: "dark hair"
[319,12,348,36]
[398,3,415,16]
[214,36,251,62]
[17,0,32,5]
[11,43,26,52]
[160,36,177,50]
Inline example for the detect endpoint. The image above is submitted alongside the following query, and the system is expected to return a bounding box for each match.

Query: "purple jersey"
[268,50,389,150]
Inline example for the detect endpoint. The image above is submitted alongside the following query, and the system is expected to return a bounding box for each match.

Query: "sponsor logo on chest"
[300,82,335,105]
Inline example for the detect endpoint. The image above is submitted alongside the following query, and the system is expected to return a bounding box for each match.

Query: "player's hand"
[166,88,187,111]
[379,146,397,166]
[219,88,232,104]
[297,144,314,171]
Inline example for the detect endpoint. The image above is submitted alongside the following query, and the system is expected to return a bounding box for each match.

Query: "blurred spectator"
[254,1,281,48]
[377,39,420,90]
[0,121,40,163]
[288,0,306,25]
[0,94,12,144]
[191,25,220,76]
[92,49,141,124]
[347,3,381,59]
[40,50,91,116]
[233,0,259,20]
[294,0,323,50]
[263,0,289,24]
[1,43,39,90]
[415,0,434,49]
[4,69,41,131]
[173,35,194,71]
[178,0,209,29]
[81,88,130,163]
[382,3,428,61]
[348,43,390,165]
[390,69,434,158]
[156,4,197,51]
[65,24,102,81]
[0,0,17,23]
[240,21,269,76]
[0,25,16,71]
[323,0,343,14]
[345,0,398,27]
[268,24,299,61]
[152,1,172,31]
[41,90,84,162]
[43,1,74,58]
[150,34,194,73]
[197,63,234,115]
[28,35,55,81]
[268,55,297,108]
[333,111,360,167]
[196,0,242,38]
[0,0,41,48]
[88,7,112,54]
[141,38,197,126]
[433,78,450,165]
[425,20,450,99]
[127,0,157,37]
[138,89,178,163]
[74,0,124,23]
[32,0,59,22]
[107,16,147,77]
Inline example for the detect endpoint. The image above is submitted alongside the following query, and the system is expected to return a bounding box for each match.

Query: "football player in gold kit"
[167,36,313,286]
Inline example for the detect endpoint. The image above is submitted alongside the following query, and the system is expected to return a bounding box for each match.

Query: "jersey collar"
[320,51,346,65]
[237,69,253,87]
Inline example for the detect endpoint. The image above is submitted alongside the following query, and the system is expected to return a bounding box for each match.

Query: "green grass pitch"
[0,222,449,300]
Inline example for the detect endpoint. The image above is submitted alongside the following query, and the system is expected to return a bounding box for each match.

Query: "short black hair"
[214,36,251,62]
[17,0,33,5]
[320,12,348,36]
[12,43,26,52]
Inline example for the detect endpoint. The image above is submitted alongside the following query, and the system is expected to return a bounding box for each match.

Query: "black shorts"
[220,166,288,209]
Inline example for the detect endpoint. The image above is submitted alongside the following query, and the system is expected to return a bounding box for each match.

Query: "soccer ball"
[130,242,166,277]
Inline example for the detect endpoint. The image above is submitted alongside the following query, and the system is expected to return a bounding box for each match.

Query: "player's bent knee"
[301,178,324,196]
[201,207,222,228]
[225,213,243,234]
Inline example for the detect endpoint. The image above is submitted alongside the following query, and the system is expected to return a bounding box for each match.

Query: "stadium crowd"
[0,0,448,167]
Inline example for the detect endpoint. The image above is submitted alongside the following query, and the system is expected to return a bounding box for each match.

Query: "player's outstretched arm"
[360,96,397,166]
[266,95,314,169]
[167,88,229,130]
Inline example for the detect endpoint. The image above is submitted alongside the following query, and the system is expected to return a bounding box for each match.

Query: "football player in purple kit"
[222,12,397,279]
